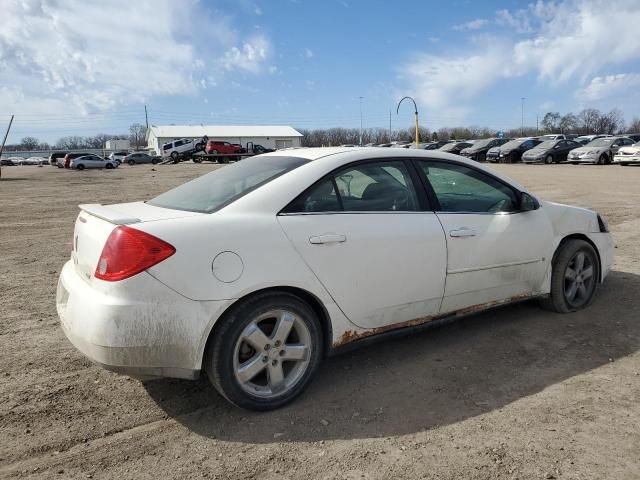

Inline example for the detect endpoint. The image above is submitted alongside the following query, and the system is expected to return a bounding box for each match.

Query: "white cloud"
[576,73,640,101]
[0,0,273,116]
[304,48,314,59]
[400,0,640,125]
[452,19,488,31]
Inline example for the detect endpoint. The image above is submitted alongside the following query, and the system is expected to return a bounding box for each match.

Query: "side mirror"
[520,192,540,211]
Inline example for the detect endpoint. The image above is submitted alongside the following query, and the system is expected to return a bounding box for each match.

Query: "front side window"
[285,160,419,213]
[419,161,519,213]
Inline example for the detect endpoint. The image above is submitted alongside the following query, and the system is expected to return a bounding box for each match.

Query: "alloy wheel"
[233,309,311,399]
[563,250,596,308]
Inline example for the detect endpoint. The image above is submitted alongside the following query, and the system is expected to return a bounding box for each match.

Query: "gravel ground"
[1,162,639,480]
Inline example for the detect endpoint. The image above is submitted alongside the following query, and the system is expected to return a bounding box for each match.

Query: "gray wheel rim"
[564,251,596,307]
[233,309,311,399]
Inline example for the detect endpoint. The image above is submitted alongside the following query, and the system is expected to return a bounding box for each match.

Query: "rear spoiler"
[79,204,141,225]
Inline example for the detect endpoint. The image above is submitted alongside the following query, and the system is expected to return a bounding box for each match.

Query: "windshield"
[533,140,557,149]
[500,139,526,149]
[439,142,461,152]
[587,138,614,147]
[148,156,309,213]
[471,138,493,149]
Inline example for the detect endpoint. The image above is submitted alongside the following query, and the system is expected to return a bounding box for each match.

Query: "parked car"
[247,143,275,154]
[621,133,640,143]
[567,136,635,164]
[49,151,68,166]
[574,134,612,145]
[438,141,473,155]
[486,138,542,163]
[109,151,129,164]
[540,134,566,141]
[124,152,159,165]
[460,137,510,162]
[57,147,613,410]
[61,152,91,168]
[522,139,581,164]
[205,140,244,155]
[70,155,118,170]
[17,156,48,166]
[1,158,17,166]
[613,141,640,166]
[162,138,205,160]
[417,141,449,150]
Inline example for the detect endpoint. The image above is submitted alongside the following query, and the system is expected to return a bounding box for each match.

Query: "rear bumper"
[57,260,232,379]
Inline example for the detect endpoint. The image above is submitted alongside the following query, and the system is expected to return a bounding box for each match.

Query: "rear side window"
[148,156,309,213]
[419,161,518,213]
[284,160,419,213]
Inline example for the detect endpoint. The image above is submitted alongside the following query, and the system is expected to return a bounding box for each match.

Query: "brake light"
[95,226,175,281]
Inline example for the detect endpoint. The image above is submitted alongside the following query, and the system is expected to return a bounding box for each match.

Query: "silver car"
[566,136,635,164]
[70,155,119,170]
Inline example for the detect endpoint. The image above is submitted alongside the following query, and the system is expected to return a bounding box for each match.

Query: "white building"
[146,125,303,154]
[105,139,130,151]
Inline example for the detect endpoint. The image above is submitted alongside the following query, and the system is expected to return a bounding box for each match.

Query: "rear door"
[415,160,553,313]
[278,159,447,329]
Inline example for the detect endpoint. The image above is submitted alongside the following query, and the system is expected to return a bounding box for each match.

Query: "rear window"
[148,156,309,213]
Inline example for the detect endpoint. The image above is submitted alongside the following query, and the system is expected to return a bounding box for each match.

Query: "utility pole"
[536,114,539,134]
[144,105,149,129]
[521,97,525,136]
[0,115,15,179]
[358,96,364,146]
[389,111,392,141]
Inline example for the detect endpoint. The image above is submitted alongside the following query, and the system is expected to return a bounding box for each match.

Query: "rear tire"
[105,163,114,169]
[151,158,159,165]
[205,292,323,411]
[128,159,135,166]
[76,164,85,170]
[170,151,179,161]
[539,239,599,313]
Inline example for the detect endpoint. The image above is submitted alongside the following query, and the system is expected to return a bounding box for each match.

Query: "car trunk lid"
[72,202,202,283]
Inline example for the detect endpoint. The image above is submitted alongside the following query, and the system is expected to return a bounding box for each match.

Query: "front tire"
[76,164,85,170]
[597,154,606,165]
[540,239,599,313]
[128,159,135,166]
[170,151,179,161]
[545,155,553,164]
[205,292,323,411]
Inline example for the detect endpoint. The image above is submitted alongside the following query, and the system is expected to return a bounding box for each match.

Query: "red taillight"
[94,226,175,281]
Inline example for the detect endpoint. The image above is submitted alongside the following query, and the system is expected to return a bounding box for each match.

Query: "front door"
[416,160,553,313]
[278,159,447,329]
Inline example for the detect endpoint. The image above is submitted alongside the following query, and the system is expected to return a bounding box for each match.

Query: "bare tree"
[129,123,147,148]
[541,112,561,132]
[559,113,577,133]
[627,117,640,133]
[19,137,40,150]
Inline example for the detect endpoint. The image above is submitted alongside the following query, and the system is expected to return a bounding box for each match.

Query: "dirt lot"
[1,161,639,480]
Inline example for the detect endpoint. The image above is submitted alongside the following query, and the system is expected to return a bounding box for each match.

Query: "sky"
[2,0,640,144]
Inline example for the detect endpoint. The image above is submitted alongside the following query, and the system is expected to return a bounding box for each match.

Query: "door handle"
[449,227,477,238]
[309,233,347,244]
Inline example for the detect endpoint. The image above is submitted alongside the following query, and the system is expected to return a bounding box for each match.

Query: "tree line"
[2,123,147,152]
[4,108,640,151]
[299,108,639,146]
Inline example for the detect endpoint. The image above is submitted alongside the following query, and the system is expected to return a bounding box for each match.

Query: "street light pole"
[397,96,420,148]
[358,96,364,146]
[521,97,526,136]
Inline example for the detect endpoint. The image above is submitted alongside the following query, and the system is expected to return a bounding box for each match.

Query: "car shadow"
[144,269,640,443]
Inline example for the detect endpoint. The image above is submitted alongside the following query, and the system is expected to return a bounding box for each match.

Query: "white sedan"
[613,142,640,165]
[57,147,613,410]
[70,155,119,170]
